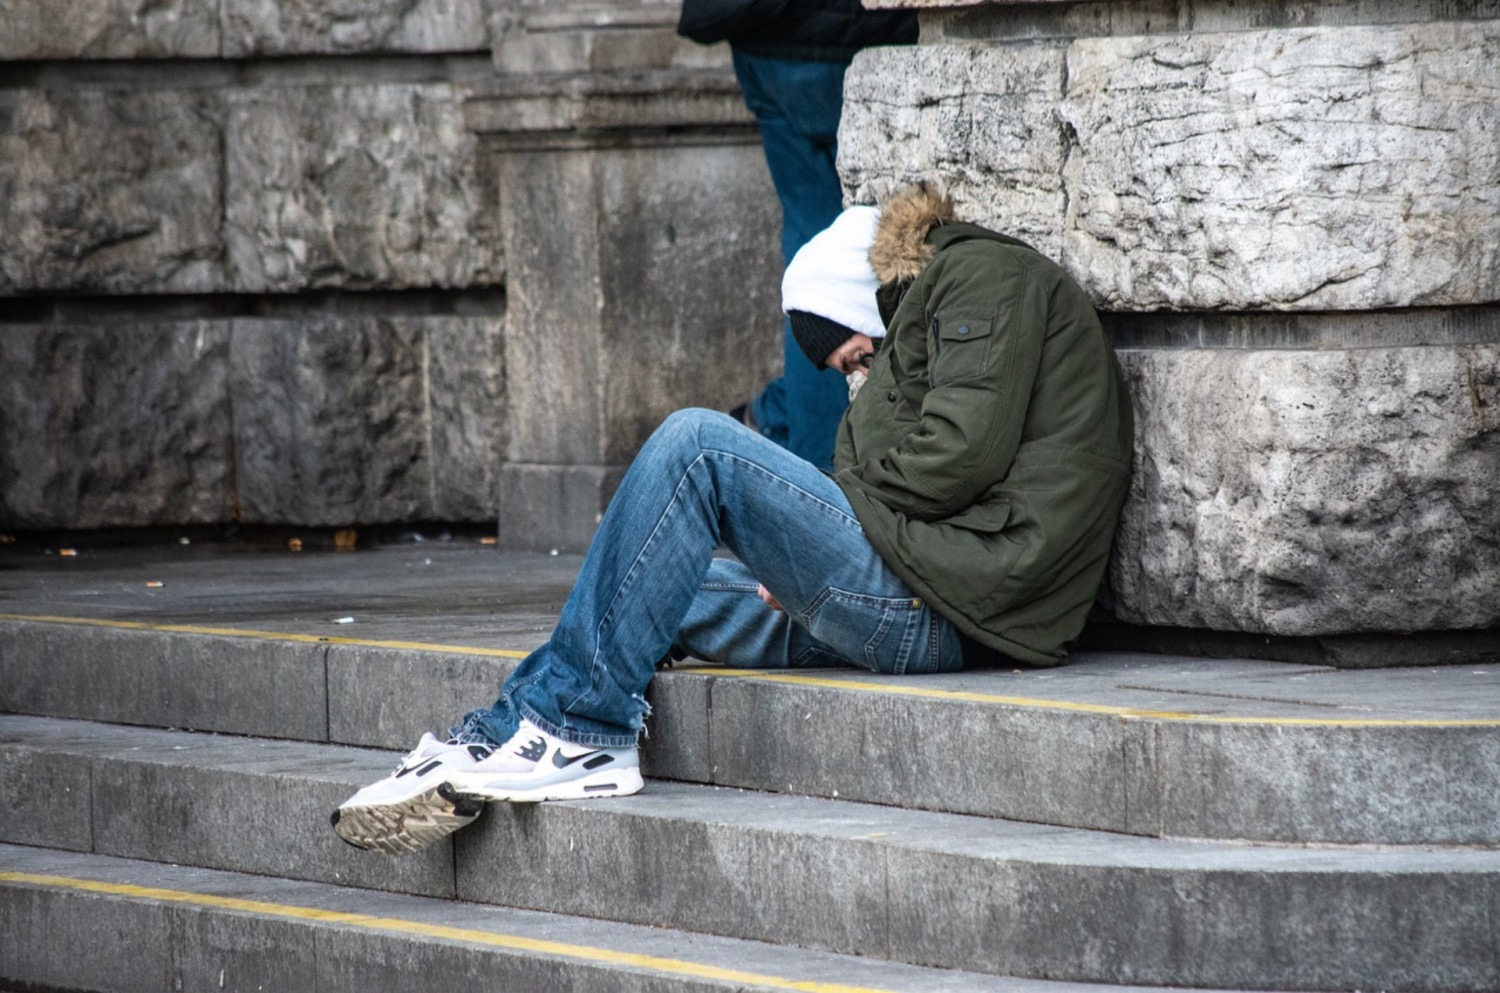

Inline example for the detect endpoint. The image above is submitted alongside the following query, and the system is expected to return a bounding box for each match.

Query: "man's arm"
[839,250,1044,521]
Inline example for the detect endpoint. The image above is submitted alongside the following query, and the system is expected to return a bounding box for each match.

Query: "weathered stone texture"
[225,84,501,293]
[0,317,505,529]
[1062,22,1500,311]
[230,314,504,527]
[222,0,488,57]
[474,64,780,550]
[1111,345,1500,635]
[0,0,220,59]
[841,20,1500,311]
[491,0,726,75]
[595,145,783,461]
[839,43,1070,260]
[0,323,234,529]
[498,140,779,469]
[427,317,506,522]
[230,317,438,526]
[926,1,1500,38]
[0,89,226,295]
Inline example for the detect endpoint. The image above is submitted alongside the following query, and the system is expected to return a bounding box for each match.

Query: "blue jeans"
[455,409,963,748]
[734,50,853,472]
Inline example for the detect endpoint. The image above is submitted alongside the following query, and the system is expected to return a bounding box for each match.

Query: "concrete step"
[3,715,1495,992]
[4,605,1499,847]
[0,844,1122,993]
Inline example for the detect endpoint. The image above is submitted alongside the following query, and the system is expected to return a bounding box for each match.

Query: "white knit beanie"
[781,205,885,340]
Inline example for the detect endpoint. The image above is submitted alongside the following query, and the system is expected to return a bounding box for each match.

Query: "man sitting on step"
[332,185,1134,854]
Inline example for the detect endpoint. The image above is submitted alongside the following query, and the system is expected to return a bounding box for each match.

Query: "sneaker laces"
[446,715,502,747]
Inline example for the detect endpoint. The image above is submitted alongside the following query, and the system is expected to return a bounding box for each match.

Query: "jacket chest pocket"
[930,315,994,385]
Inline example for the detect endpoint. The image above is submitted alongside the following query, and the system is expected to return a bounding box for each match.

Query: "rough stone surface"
[840,42,1071,261]
[496,464,625,553]
[87,737,457,896]
[229,317,428,526]
[326,646,514,749]
[427,316,507,522]
[497,142,779,464]
[0,88,227,295]
[0,322,234,529]
[0,316,505,529]
[0,845,1073,993]
[467,68,752,134]
[490,0,726,74]
[225,83,501,293]
[841,20,1500,311]
[222,0,489,57]
[0,743,92,853]
[926,1,1500,37]
[1061,21,1500,311]
[491,127,780,550]
[0,0,221,59]
[1111,344,1500,635]
[0,624,330,741]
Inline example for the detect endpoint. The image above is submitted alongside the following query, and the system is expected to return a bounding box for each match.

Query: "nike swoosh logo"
[552,748,604,770]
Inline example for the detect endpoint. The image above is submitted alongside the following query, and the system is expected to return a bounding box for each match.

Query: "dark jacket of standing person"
[677,0,917,62]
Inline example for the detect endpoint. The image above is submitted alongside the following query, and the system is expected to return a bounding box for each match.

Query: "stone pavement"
[2,538,1498,991]
[3,537,1496,725]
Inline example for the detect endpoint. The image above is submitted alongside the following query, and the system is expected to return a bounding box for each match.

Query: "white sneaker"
[446,719,644,802]
[330,733,493,854]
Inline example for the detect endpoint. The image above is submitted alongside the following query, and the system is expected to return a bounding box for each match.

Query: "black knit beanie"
[788,310,858,370]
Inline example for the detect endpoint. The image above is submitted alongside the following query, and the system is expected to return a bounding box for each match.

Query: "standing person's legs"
[733,50,856,471]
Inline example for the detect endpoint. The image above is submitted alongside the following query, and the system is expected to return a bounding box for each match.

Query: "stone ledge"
[0,0,492,59]
[926,0,1500,41]
[0,79,498,295]
[841,19,1500,311]
[466,68,752,137]
[1102,305,1500,350]
[1112,343,1500,635]
[1080,619,1500,668]
[492,0,727,75]
[0,317,505,529]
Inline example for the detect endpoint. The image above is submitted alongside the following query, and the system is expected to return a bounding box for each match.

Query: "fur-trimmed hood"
[869,185,957,286]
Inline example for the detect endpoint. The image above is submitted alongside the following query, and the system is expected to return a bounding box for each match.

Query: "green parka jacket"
[833,189,1133,666]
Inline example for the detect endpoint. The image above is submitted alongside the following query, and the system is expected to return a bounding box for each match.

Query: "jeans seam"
[703,445,861,532]
[791,644,839,667]
[520,701,636,750]
[566,450,713,718]
[807,587,921,674]
[700,580,759,592]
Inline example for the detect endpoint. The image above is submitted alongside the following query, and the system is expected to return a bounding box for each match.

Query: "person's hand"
[825,333,877,375]
[757,584,785,612]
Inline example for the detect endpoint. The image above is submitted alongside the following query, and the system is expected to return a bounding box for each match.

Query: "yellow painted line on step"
[672,668,1500,729]
[5,613,1497,728]
[0,870,898,993]
[0,613,529,660]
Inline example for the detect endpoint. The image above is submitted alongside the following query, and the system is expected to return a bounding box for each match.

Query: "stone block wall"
[14,0,1488,656]
[843,1,1500,643]
[0,313,504,528]
[0,0,782,538]
[467,0,783,551]
[0,1,507,530]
